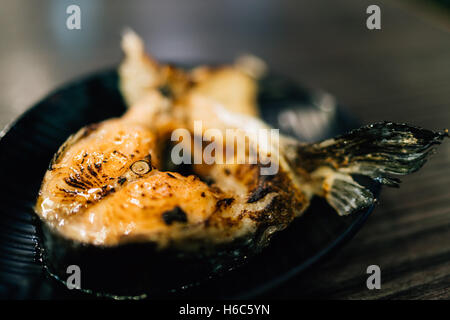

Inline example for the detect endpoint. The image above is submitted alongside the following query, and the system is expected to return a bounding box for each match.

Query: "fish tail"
[295,122,448,216]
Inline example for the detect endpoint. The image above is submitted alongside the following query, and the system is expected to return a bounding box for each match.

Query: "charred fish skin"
[38,215,270,298]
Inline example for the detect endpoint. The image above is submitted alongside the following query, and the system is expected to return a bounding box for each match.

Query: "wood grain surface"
[0,0,449,299]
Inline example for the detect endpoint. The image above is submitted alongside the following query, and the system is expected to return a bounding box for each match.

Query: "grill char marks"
[247,185,272,203]
[63,157,107,191]
[57,148,135,208]
[64,176,90,190]
[246,172,275,203]
[82,123,100,138]
[216,197,234,209]
[49,125,101,171]
[162,206,188,225]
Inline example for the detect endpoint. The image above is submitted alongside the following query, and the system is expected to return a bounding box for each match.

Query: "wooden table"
[0,0,449,299]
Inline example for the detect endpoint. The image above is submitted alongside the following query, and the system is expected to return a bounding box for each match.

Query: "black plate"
[0,69,378,299]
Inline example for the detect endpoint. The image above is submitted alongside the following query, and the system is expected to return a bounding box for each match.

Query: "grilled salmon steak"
[34,31,447,296]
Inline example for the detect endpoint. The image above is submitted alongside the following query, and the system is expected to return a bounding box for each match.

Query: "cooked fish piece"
[35,31,448,297]
[119,29,260,117]
[36,31,303,248]
[35,90,303,247]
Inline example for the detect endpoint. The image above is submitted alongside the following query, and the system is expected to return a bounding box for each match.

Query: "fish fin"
[119,29,161,107]
[297,122,448,216]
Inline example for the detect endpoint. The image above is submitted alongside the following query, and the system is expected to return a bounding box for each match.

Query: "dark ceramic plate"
[0,69,378,299]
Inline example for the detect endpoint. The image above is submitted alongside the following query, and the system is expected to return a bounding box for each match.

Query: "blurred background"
[1,0,449,131]
[0,0,449,299]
